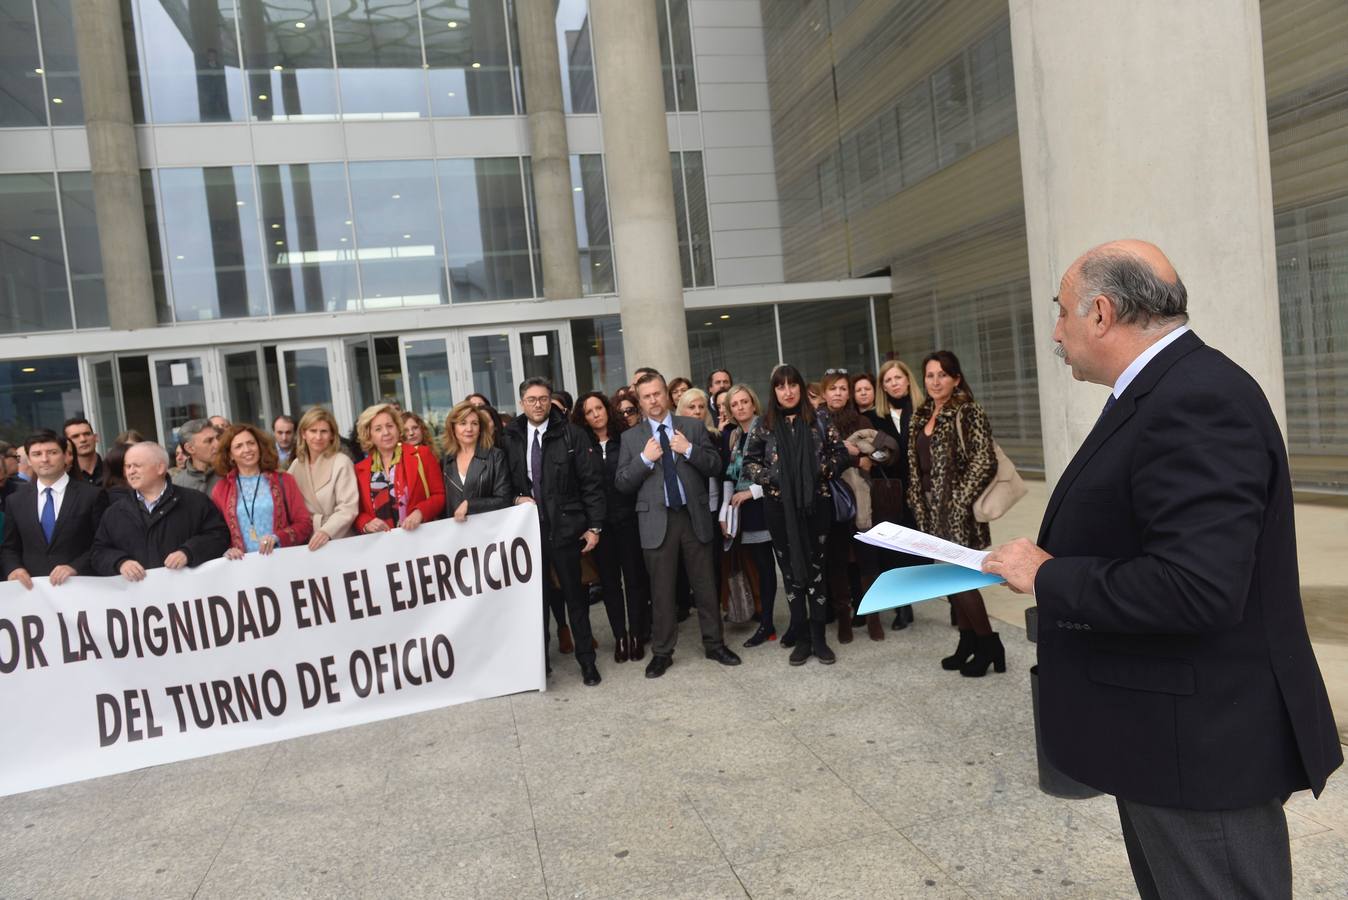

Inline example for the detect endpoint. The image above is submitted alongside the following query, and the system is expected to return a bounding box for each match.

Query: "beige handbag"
[955,412,1027,523]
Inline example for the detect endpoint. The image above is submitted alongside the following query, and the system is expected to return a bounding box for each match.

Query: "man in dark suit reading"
[615,371,741,678]
[984,240,1341,898]
[2,430,109,588]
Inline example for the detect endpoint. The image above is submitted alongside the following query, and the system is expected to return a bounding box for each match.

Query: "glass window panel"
[778,298,875,385]
[438,157,535,302]
[0,173,73,334]
[570,315,625,395]
[670,152,693,288]
[406,337,454,419]
[373,335,404,403]
[122,0,149,123]
[683,151,713,287]
[465,332,512,408]
[57,172,109,329]
[897,81,937,185]
[519,329,563,384]
[135,0,247,123]
[237,0,338,121]
[345,339,377,414]
[117,355,158,440]
[424,0,516,117]
[257,163,359,314]
[0,0,46,126]
[932,55,973,166]
[523,155,543,295]
[223,348,266,427]
[140,170,173,324]
[556,0,596,113]
[349,159,448,308]
[667,0,697,111]
[159,166,269,321]
[970,24,1016,144]
[879,107,902,195]
[91,359,125,446]
[685,306,777,402]
[573,154,614,294]
[0,357,82,444]
[331,0,427,119]
[281,346,332,414]
[36,0,85,125]
[154,356,208,440]
[654,0,676,111]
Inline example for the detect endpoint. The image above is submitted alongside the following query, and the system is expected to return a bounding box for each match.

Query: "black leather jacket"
[503,408,605,544]
[442,446,513,515]
[742,408,851,502]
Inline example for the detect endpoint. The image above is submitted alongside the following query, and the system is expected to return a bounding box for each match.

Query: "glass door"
[80,355,124,452]
[460,329,516,410]
[344,336,379,417]
[147,351,221,447]
[274,340,352,429]
[517,327,573,390]
[400,335,455,423]
[219,344,270,428]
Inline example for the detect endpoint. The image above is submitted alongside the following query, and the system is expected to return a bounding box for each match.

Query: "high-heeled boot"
[960,632,1006,677]
[941,629,977,671]
[811,621,836,665]
[835,598,854,644]
[865,613,885,641]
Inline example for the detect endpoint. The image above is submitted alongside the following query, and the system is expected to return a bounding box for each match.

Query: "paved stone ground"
[2,595,1346,899]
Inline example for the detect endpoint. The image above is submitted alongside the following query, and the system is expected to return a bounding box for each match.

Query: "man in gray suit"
[616,371,742,678]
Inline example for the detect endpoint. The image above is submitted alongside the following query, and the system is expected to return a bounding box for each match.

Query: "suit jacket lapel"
[1038,331,1205,543]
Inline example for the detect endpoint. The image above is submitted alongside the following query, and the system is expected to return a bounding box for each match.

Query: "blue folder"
[857,563,1005,614]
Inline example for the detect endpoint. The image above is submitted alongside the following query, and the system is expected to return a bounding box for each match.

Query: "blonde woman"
[402,411,438,454]
[871,359,925,628]
[289,406,359,550]
[353,403,445,533]
[677,388,722,513]
[440,400,514,522]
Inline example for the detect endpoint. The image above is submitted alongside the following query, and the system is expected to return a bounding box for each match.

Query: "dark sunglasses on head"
[824,368,848,376]
[620,407,638,416]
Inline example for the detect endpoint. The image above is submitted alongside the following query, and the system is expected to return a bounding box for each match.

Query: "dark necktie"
[530,429,543,503]
[41,487,56,543]
[658,424,684,510]
[1098,393,1117,424]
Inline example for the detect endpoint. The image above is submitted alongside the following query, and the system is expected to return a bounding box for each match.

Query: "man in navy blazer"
[2,430,109,588]
[986,240,1340,898]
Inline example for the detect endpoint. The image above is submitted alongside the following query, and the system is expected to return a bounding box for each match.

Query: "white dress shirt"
[1112,325,1191,400]
[35,472,70,521]
[525,419,550,482]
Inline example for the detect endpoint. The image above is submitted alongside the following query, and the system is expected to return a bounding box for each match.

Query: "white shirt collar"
[1112,325,1191,400]
[37,472,70,495]
[646,413,675,435]
[529,418,550,439]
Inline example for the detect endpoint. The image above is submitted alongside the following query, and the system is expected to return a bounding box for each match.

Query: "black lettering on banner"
[433,554,455,600]
[469,546,483,595]
[342,570,364,620]
[161,671,288,733]
[165,684,188,732]
[0,616,49,673]
[258,587,282,636]
[96,689,163,747]
[387,561,408,613]
[348,633,455,698]
[143,605,165,655]
[291,577,334,629]
[207,596,235,647]
[482,542,503,591]
[58,610,102,664]
[453,548,473,597]
[499,541,512,587]
[511,537,533,584]
[297,655,342,708]
[236,596,261,643]
[415,556,435,606]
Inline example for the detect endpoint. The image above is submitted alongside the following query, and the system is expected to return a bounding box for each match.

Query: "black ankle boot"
[960,632,1006,677]
[941,629,977,671]
[811,622,836,665]
[743,623,776,648]
[789,640,812,666]
[780,624,802,648]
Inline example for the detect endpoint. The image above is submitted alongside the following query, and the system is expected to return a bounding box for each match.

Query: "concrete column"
[1010,0,1284,484]
[589,0,691,380]
[516,0,583,301]
[72,0,157,331]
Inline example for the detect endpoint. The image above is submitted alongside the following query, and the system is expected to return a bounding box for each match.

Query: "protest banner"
[0,505,543,797]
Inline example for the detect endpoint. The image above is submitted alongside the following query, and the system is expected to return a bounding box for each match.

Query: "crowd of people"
[0,351,1007,686]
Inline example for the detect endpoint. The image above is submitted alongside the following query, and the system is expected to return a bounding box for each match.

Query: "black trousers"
[764,498,830,629]
[1116,796,1291,899]
[644,508,724,657]
[594,520,650,640]
[742,540,778,630]
[541,540,595,666]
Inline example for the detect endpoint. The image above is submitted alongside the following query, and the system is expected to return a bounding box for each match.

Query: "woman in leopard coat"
[907,350,1004,677]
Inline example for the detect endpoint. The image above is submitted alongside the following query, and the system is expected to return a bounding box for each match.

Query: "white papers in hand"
[855,521,989,571]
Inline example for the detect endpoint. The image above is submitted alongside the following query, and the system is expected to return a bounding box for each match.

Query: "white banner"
[0,505,544,797]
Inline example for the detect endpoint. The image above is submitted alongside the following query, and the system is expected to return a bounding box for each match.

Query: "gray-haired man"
[170,419,222,495]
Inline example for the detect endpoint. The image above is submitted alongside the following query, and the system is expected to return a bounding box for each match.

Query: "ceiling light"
[447,91,455,97]
[720,314,730,319]
[28,235,40,241]
[275,239,283,245]
[21,367,36,373]
[271,223,280,229]
[402,233,411,239]
[295,21,306,29]
[175,254,184,260]
[344,219,352,225]
[51,97,63,104]
[236,200,246,206]
[471,62,481,69]
[272,65,283,72]
[448,21,458,28]
[391,193,401,199]
[340,237,348,242]
[703,321,712,326]
[34,68,43,75]
[257,94,268,100]
[573,186,582,192]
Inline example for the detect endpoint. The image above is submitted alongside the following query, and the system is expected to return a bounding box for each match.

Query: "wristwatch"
[588,527,602,534]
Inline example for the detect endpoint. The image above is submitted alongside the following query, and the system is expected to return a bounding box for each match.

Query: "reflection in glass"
[36,0,85,125]
[91,359,125,447]
[778,299,876,386]
[0,173,73,334]
[573,155,614,294]
[159,166,269,321]
[519,329,562,385]
[932,55,973,166]
[345,338,377,415]
[897,81,937,185]
[223,348,266,426]
[656,0,697,112]
[570,316,626,395]
[439,157,535,301]
[57,172,109,328]
[373,336,404,404]
[237,0,338,121]
[0,1,46,126]
[405,338,454,419]
[348,160,448,308]
[685,306,777,402]
[424,0,516,117]
[0,357,81,444]
[332,0,427,119]
[671,152,714,289]
[140,170,173,323]
[467,333,513,409]
[257,163,358,314]
[970,24,1016,143]
[135,0,246,123]
[556,0,596,113]
[282,346,333,414]
[154,357,208,442]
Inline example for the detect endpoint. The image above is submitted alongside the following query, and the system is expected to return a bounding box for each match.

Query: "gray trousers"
[1116,796,1291,899]
[644,508,724,657]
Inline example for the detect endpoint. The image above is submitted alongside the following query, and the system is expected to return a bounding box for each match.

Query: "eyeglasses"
[521,395,552,406]
[619,407,638,417]
[824,368,848,376]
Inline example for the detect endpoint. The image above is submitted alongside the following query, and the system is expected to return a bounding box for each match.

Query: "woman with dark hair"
[743,364,851,665]
[211,424,313,560]
[402,411,438,455]
[612,388,641,430]
[908,350,1002,676]
[870,359,924,629]
[667,377,692,408]
[851,372,877,416]
[573,390,651,662]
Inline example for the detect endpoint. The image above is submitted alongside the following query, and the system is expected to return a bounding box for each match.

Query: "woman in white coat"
[288,406,359,550]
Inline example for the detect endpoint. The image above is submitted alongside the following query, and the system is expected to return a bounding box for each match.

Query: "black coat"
[90,482,231,575]
[442,446,513,515]
[591,433,636,526]
[1035,330,1341,809]
[503,409,605,545]
[0,479,109,577]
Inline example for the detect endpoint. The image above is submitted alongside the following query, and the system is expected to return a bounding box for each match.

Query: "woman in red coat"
[211,424,313,559]
[353,403,445,533]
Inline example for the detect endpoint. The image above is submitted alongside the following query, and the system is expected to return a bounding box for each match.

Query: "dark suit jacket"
[0,479,109,577]
[614,415,721,549]
[90,483,230,575]
[1034,330,1341,809]
[443,446,513,515]
[503,409,605,546]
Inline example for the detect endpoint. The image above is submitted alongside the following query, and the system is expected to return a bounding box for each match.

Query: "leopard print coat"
[906,398,997,549]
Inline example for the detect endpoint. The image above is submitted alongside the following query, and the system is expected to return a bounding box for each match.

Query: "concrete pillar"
[589,0,691,380]
[1010,0,1284,484]
[72,0,157,331]
[516,0,583,301]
